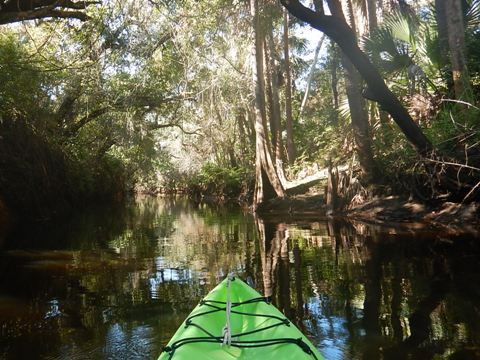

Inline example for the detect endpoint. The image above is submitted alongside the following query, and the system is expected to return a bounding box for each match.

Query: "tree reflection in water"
[0,197,479,359]
[255,217,480,359]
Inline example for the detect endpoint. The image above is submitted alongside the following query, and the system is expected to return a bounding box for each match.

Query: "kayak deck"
[158,276,323,360]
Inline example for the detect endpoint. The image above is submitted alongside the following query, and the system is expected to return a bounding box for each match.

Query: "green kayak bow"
[158,276,324,360]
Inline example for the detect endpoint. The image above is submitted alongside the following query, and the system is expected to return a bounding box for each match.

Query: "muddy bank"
[345,196,479,234]
[256,194,479,234]
[255,194,327,220]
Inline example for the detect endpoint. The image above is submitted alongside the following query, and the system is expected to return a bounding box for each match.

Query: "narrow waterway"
[0,196,479,359]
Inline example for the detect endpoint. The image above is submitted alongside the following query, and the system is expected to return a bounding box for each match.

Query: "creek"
[0,196,479,359]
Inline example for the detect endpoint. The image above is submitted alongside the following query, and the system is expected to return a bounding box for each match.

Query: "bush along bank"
[0,117,129,223]
[184,163,254,203]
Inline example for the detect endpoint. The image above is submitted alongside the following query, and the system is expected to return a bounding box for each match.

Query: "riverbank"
[345,196,479,234]
[256,194,479,234]
[0,119,130,225]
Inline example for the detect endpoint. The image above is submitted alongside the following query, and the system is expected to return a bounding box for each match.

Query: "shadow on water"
[0,196,480,359]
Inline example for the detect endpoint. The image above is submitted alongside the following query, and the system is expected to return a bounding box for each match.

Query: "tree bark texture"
[330,44,340,124]
[264,39,276,153]
[252,0,285,207]
[265,29,283,162]
[336,0,377,179]
[445,0,470,99]
[366,0,378,35]
[366,0,389,124]
[434,0,449,69]
[342,55,378,179]
[283,9,297,164]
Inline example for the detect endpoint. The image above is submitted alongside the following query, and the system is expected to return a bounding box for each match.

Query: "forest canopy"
[1,0,479,219]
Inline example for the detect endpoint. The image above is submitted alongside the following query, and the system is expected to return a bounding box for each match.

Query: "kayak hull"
[158,277,323,360]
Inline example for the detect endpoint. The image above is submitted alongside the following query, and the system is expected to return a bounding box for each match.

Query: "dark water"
[1,197,480,359]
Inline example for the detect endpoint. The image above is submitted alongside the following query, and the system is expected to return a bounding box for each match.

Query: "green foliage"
[0,31,49,119]
[364,1,480,99]
[371,102,480,196]
[426,105,480,151]
[363,8,442,96]
[294,116,351,166]
[6,0,480,210]
[187,163,253,199]
[374,124,416,169]
[292,54,351,168]
[0,117,128,220]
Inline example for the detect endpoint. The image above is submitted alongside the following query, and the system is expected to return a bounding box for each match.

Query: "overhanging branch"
[63,107,110,137]
[61,94,197,137]
[281,0,434,156]
[150,122,201,135]
[0,0,100,25]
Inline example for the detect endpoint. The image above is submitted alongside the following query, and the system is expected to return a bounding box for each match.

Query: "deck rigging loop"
[163,277,319,360]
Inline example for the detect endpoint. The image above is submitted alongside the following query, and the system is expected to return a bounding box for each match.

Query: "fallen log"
[279,162,350,195]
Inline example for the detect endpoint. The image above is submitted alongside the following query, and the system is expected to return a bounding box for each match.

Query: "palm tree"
[364,1,480,99]
[363,8,440,93]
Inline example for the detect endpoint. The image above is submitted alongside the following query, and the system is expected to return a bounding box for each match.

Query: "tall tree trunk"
[330,44,340,125]
[252,0,286,207]
[312,0,324,14]
[367,0,389,125]
[265,28,283,162]
[366,0,378,35]
[281,0,434,156]
[237,110,247,162]
[264,39,276,154]
[343,57,377,178]
[283,9,297,164]
[298,35,326,120]
[246,106,257,145]
[434,0,453,94]
[332,0,378,179]
[445,0,470,99]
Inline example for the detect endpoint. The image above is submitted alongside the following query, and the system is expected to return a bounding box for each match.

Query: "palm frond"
[289,35,309,56]
[364,28,403,58]
[338,97,351,123]
[383,10,416,50]
[466,0,480,30]
[362,6,442,87]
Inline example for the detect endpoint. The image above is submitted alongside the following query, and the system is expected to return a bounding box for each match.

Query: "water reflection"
[0,197,479,359]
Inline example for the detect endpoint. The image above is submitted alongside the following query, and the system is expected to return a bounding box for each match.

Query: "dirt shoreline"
[256,195,479,234]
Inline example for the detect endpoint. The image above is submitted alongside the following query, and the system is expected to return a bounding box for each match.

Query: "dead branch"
[462,180,480,203]
[423,158,480,173]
